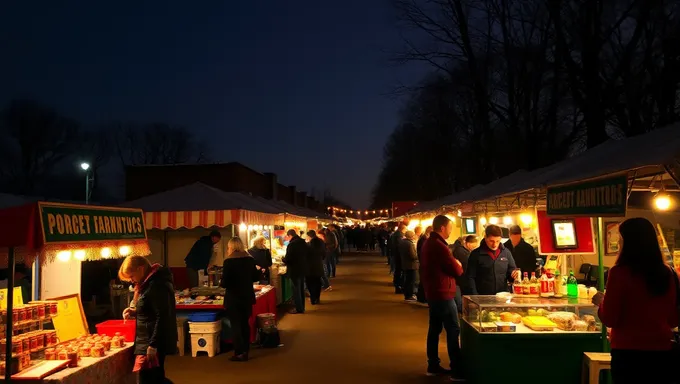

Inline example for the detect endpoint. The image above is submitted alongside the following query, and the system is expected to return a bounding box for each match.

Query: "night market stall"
[0,202,150,383]
[120,183,281,350]
[408,123,680,384]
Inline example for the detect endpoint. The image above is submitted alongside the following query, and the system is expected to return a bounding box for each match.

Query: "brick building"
[124,162,321,211]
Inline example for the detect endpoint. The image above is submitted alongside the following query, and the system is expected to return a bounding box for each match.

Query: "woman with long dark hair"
[592,217,678,383]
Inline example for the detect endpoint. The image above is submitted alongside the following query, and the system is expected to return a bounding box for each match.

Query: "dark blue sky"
[1,1,427,208]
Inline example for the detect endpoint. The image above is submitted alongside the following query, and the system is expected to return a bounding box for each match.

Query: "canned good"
[20,337,29,353]
[12,339,22,355]
[49,302,58,316]
[28,305,38,321]
[29,335,38,352]
[17,308,26,322]
[12,309,18,324]
[49,331,58,346]
[36,305,45,319]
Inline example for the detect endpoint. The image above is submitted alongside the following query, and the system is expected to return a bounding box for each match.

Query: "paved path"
[166,252,452,384]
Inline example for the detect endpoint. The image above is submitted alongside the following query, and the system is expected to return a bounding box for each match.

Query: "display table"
[461,295,604,384]
[24,344,135,384]
[176,287,277,344]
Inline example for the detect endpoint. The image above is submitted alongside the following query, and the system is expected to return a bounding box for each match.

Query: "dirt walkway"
[166,252,452,384]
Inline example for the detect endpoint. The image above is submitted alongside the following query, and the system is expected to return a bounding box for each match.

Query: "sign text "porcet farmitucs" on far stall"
[38,203,147,244]
[546,175,628,217]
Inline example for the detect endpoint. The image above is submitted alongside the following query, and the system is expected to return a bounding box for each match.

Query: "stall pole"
[596,217,609,353]
[4,246,15,383]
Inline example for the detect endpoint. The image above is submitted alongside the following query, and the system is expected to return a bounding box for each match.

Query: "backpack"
[257,327,280,348]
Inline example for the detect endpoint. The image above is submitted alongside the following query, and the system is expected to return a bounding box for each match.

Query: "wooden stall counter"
[20,344,135,384]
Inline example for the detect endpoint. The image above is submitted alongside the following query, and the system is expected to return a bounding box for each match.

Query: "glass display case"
[463,295,601,334]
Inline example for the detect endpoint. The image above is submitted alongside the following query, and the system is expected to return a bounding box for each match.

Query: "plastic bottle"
[567,270,578,298]
[522,272,531,295]
[529,272,539,297]
[513,269,523,295]
[553,269,562,297]
[540,272,553,297]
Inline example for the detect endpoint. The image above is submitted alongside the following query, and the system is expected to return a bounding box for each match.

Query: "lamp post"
[80,162,92,204]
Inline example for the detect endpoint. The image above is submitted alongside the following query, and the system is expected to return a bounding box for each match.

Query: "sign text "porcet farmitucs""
[38,203,147,244]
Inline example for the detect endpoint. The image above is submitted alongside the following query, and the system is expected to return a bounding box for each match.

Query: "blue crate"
[187,312,219,322]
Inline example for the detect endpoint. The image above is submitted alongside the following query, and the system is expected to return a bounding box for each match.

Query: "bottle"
[547,270,555,296]
[567,270,578,298]
[554,269,563,297]
[540,272,550,297]
[529,272,539,297]
[513,269,523,295]
[522,272,531,295]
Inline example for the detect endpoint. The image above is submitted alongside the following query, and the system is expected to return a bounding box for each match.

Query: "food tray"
[522,316,556,331]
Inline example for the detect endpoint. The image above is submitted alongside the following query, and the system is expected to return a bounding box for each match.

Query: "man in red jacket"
[420,215,465,381]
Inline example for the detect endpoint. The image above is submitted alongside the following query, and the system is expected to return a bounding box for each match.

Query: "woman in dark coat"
[221,237,261,361]
[120,256,177,384]
[248,235,273,283]
[306,230,326,304]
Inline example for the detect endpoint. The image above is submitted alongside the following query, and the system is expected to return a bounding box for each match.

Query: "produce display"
[464,295,602,334]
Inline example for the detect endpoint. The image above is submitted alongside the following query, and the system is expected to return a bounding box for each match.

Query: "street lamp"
[80,162,93,204]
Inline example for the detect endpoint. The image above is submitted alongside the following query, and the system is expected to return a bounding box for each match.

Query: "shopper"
[420,215,465,381]
[220,237,261,361]
[283,229,309,314]
[466,224,519,295]
[306,230,325,305]
[324,227,339,278]
[592,218,679,383]
[248,236,273,283]
[120,256,177,383]
[400,230,419,301]
[453,235,478,310]
[389,223,406,294]
[504,225,537,277]
[416,226,433,303]
[184,230,221,287]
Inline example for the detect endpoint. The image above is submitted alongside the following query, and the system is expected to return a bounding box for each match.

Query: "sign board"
[0,287,24,310]
[546,175,628,217]
[48,294,88,343]
[38,202,147,245]
[537,210,596,255]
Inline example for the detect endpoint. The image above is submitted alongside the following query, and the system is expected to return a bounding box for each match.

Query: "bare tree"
[0,99,80,194]
[111,122,210,166]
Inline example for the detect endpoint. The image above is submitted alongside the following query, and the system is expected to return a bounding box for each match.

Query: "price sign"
[0,287,24,310]
[48,294,88,343]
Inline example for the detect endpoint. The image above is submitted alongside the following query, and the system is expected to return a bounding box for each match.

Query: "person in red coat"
[420,215,465,381]
[592,218,679,383]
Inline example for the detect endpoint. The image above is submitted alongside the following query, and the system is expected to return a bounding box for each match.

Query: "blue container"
[187,312,218,322]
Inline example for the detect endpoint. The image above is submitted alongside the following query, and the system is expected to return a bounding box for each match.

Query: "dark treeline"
[0,99,210,202]
[371,0,680,208]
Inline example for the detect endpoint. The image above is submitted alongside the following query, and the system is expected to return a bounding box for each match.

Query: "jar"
[102,340,111,351]
[20,352,30,370]
[29,305,38,321]
[49,302,58,316]
[49,331,58,346]
[12,339,22,355]
[11,309,19,324]
[20,337,29,353]
[29,335,38,352]
[36,304,45,319]
[36,333,45,349]
[45,348,56,360]
[0,310,6,325]
[57,349,68,361]
[79,344,91,357]
[67,350,78,368]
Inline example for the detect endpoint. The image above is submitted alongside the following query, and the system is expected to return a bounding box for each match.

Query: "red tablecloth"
[248,288,277,342]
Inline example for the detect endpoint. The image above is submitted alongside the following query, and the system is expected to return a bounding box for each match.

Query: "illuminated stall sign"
[39,203,147,244]
[547,175,628,217]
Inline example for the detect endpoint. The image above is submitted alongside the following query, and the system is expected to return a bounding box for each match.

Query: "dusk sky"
[1,2,428,208]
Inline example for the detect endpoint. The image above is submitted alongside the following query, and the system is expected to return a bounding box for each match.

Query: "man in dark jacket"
[378,224,389,258]
[184,230,221,287]
[324,228,339,278]
[389,223,406,294]
[452,235,478,312]
[466,225,519,295]
[504,225,538,276]
[420,215,465,380]
[399,230,419,301]
[306,230,325,305]
[283,229,309,314]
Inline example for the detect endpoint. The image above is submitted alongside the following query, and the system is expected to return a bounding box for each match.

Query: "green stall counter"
[461,320,603,384]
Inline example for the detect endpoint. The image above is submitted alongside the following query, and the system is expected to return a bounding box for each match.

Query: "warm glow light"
[239,223,247,231]
[520,214,533,225]
[57,251,72,262]
[654,194,672,211]
[503,216,513,225]
[101,247,112,258]
[80,162,90,171]
[480,217,488,226]
[248,225,253,230]
[74,250,86,261]
[457,210,462,217]
[119,246,131,256]
[489,217,499,225]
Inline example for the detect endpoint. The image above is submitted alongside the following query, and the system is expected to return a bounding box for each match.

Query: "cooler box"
[96,320,136,342]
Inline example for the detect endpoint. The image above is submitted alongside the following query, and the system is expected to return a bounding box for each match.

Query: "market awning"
[0,202,150,266]
[121,182,284,229]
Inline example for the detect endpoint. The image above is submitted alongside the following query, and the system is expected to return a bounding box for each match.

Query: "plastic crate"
[96,320,136,342]
[187,312,218,322]
[188,320,221,334]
